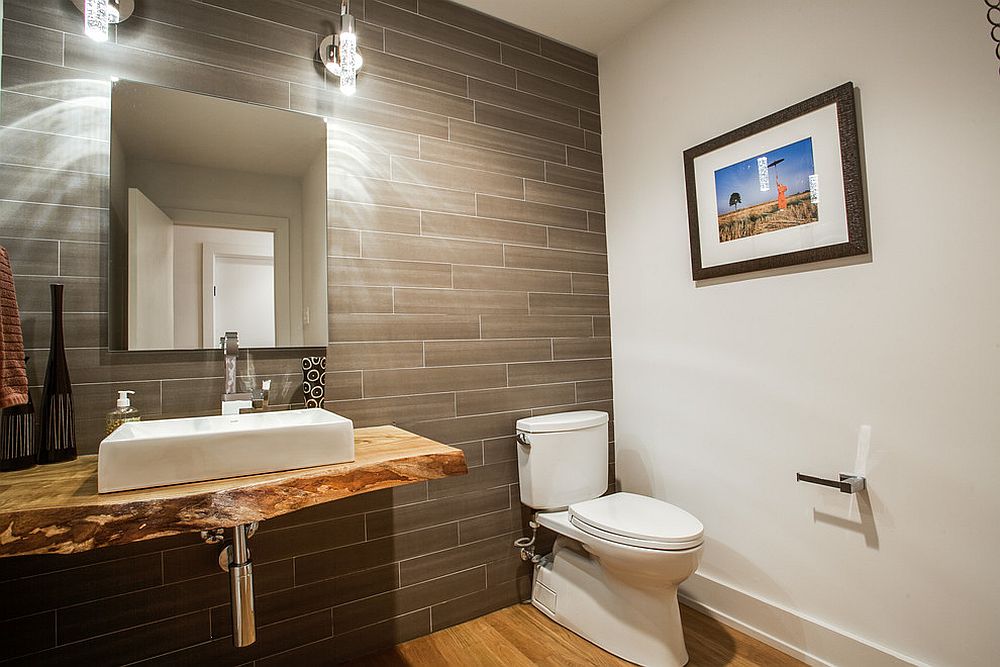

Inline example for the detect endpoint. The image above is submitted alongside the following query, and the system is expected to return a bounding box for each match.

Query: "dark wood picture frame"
[683,82,868,281]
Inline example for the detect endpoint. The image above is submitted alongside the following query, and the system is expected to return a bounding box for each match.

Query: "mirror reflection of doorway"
[205,246,276,348]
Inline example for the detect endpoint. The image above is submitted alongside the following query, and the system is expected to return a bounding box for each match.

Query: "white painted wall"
[600,2,1000,666]
[127,189,174,349]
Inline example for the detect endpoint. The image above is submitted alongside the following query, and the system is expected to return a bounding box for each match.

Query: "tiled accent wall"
[0,0,610,664]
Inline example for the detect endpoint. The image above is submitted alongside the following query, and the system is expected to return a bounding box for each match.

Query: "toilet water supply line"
[514,518,542,562]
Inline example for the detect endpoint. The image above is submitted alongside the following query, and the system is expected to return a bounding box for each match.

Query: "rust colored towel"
[0,247,29,409]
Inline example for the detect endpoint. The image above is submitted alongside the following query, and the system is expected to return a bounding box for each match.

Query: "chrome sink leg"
[215,523,258,648]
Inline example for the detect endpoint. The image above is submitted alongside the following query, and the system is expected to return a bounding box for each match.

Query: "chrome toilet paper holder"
[796,472,866,494]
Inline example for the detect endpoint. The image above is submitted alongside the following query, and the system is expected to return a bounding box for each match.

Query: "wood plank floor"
[350,602,804,666]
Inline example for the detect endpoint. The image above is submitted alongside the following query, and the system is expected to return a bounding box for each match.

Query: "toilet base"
[532,537,690,667]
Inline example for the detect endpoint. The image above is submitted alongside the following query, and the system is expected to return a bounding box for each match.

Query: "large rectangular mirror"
[109,81,329,350]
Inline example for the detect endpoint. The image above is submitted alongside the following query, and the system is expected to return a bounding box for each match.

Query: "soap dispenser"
[106,390,140,436]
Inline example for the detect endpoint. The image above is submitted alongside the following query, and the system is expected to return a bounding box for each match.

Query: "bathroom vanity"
[0,425,467,558]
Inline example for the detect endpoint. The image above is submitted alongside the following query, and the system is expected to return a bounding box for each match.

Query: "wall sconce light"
[320,0,363,96]
[71,0,133,42]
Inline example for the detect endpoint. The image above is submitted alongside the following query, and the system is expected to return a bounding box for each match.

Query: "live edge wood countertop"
[0,425,467,558]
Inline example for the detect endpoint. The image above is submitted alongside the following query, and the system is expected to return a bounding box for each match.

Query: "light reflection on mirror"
[109,81,328,351]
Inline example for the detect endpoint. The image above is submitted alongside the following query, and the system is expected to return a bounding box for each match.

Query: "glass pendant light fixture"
[320,0,364,96]
[71,0,133,43]
[84,0,109,42]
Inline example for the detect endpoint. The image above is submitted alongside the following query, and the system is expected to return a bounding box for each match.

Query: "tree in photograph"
[729,192,742,212]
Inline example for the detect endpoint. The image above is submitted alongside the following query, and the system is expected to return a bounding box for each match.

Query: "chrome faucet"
[221,332,252,415]
[239,380,271,414]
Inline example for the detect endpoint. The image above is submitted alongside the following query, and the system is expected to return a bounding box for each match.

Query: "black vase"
[38,284,76,464]
[0,356,37,472]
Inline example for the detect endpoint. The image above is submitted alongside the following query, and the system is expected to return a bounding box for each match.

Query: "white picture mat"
[694,104,847,269]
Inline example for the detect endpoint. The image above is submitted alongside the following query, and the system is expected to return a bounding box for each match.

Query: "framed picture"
[683,82,868,281]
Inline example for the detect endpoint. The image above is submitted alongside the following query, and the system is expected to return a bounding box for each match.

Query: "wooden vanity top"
[0,425,467,558]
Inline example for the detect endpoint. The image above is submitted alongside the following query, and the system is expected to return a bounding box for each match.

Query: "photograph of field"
[714,137,819,243]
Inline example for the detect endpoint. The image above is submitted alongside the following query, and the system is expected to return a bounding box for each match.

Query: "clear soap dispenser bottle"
[106,390,141,436]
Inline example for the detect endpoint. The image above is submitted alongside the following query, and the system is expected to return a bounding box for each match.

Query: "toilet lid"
[569,492,704,551]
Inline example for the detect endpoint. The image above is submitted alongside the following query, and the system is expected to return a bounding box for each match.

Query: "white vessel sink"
[98,408,355,493]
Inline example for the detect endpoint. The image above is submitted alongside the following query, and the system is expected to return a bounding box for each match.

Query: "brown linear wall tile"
[586,130,603,153]
[423,339,552,366]
[452,265,572,293]
[572,272,609,294]
[576,379,613,402]
[356,72,475,120]
[449,118,566,163]
[421,211,547,246]
[292,83,451,138]
[409,411,528,445]
[386,31,515,87]
[469,77,578,126]
[546,162,605,193]
[365,486,509,539]
[567,146,604,173]
[456,383,576,416]
[475,102,585,148]
[294,524,458,585]
[419,135,544,179]
[398,532,514,586]
[326,393,456,428]
[529,293,610,316]
[363,364,507,398]
[480,314,593,339]
[580,109,602,133]
[516,70,600,114]
[540,37,598,76]
[476,193,588,230]
[330,257,452,288]
[548,227,608,253]
[330,313,481,341]
[367,0,500,60]
[391,156,524,198]
[507,359,613,386]
[328,201,421,235]
[327,341,424,371]
[333,566,486,634]
[362,231,503,265]
[333,174,476,214]
[502,45,599,94]
[504,245,608,274]
[417,0,540,52]
[552,338,612,361]
[588,211,607,232]
[525,179,606,213]
[393,287,528,315]
[329,285,394,313]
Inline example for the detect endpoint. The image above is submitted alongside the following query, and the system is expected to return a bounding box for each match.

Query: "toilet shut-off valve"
[514,519,541,562]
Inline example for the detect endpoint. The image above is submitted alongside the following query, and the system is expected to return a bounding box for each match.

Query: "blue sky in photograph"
[714,137,815,214]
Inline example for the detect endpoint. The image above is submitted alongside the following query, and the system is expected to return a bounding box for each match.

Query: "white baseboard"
[679,573,929,667]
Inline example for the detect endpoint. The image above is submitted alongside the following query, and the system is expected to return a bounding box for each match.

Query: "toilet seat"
[569,492,704,551]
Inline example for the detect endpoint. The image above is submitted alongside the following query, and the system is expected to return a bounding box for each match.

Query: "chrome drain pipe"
[229,523,256,647]
[203,522,258,647]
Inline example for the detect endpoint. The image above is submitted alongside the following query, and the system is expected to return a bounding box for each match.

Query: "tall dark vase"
[0,356,37,472]
[38,284,76,464]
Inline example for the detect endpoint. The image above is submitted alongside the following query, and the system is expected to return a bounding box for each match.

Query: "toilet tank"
[516,410,610,510]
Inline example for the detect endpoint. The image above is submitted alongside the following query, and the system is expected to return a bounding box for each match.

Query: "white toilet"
[516,410,704,667]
